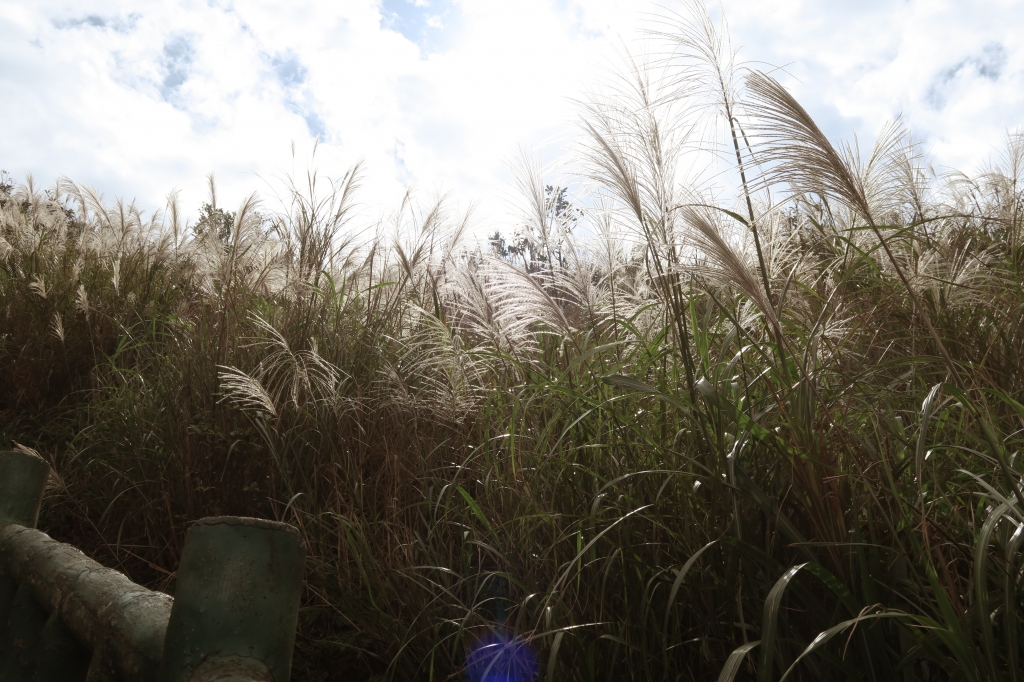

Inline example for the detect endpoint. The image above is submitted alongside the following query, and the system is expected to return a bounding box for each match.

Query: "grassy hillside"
[3,12,1024,682]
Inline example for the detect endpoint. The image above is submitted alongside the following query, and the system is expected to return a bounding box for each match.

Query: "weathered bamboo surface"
[0,450,304,682]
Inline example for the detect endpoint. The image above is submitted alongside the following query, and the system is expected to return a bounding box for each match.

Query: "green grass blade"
[546,631,565,682]
[718,641,760,682]
[915,383,943,503]
[1006,521,1024,682]
[779,612,907,682]
[758,564,807,682]
[454,484,495,537]
[663,540,717,636]
[925,563,980,680]
[975,500,1012,678]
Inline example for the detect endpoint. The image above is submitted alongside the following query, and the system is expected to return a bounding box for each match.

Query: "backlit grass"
[3,7,1024,681]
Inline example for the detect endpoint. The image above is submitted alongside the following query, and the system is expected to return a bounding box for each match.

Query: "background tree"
[489,184,582,271]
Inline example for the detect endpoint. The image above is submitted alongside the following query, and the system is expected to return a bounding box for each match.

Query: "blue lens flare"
[465,630,538,682]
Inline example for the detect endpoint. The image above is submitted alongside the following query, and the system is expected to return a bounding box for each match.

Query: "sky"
[2,0,1023,234]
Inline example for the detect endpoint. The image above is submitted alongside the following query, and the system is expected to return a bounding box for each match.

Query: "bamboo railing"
[0,449,305,682]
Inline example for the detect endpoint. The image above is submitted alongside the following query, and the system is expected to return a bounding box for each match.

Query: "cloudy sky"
[2,0,1023,231]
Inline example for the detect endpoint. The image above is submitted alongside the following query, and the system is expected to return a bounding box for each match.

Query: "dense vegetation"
[4,10,1024,682]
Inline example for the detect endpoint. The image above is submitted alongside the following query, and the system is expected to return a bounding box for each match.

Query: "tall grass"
[3,7,1024,681]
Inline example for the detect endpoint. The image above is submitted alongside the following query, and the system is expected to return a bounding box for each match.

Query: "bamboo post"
[0,450,52,680]
[35,612,92,682]
[159,517,305,682]
[0,585,48,680]
[2,451,305,681]
[0,450,49,529]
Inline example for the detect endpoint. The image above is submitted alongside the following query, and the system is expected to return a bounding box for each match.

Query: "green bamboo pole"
[0,585,48,680]
[0,524,172,681]
[0,450,49,529]
[35,612,92,682]
[0,450,51,680]
[160,517,305,682]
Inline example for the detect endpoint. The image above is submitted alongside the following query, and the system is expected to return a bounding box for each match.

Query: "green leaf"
[802,563,861,619]
[975,500,1012,678]
[454,484,495,537]
[733,467,813,563]
[601,374,693,418]
[663,540,717,636]
[925,563,979,680]
[759,564,808,682]
[915,383,943,503]
[718,640,760,682]
[778,613,907,681]
[1005,520,1024,682]
[546,631,565,682]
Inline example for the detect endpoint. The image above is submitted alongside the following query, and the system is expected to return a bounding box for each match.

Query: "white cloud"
[1,0,1022,234]
[721,0,1024,172]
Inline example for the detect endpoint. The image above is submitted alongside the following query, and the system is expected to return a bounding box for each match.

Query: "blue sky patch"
[379,0,462,55]
[552,0,604,40]
[272,51,308,88]
[302,108,327,140]
[53,13,138,32]
[160,34,195,104]
[928,42,1006,109]
[57,14,106,28]
[266,51,325,139]
[393,139,413,185]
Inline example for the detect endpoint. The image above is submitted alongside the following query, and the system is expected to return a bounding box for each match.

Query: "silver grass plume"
[219,313,346,417]
[680,203,778,329]
[217,366,278,418]
[744,70,960,380]
[50,311,65,343]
